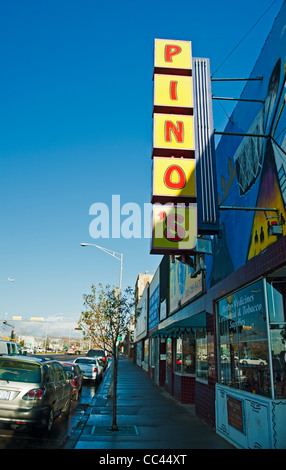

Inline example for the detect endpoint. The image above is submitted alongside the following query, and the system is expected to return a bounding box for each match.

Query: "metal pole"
[211,77,263,81]
[214,131,268,138]
[213,96,265,103]
[119,254,123,293]
[219,205,278,212]
[263,278,275,400]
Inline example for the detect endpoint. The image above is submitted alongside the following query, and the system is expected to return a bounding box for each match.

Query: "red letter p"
[165,44,182,63]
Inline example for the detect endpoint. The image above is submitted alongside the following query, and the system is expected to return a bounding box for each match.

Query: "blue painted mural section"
[206,2,286,289]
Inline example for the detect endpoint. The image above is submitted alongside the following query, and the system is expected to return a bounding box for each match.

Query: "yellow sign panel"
[153,74,193,114]
[154,38,192,74]
[152,156,196,202]
[153,113,195,157]
[151,204,197,254]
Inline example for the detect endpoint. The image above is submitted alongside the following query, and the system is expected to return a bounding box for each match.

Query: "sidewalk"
[65,356,235,450]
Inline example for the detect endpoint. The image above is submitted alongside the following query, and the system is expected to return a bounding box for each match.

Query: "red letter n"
[165,121,184,143]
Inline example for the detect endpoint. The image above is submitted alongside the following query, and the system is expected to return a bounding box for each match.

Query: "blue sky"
[0,0,283,336]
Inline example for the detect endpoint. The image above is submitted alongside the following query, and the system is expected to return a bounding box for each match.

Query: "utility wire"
[212,0,280,77]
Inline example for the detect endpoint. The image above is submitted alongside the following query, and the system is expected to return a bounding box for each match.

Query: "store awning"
[168,314,206,336]
[151,326,173,338]
[151,312,206,338]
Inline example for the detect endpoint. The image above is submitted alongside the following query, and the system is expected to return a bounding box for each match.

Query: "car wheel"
[72,389,79,401]
[61,396,71,418]
[46,408,54,434]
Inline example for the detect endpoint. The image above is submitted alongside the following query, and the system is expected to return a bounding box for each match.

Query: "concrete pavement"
[64,356,235,450]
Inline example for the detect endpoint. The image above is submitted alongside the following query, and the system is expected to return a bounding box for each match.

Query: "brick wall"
[174,374,196,403]
[165,370,174,395]
[195,380,216,428]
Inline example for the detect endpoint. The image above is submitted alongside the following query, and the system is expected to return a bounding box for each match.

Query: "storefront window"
[149,337,156,367]
[182,332,195,374]
[219,342,240,389]
[196,328,208,380]
[267,279,286,399]
[217,280,271,397]
[144,339,149,364]
[175,338,182,373]
[136,342,142,365]
[267,280,286,323]
[239,340,270,395]
[174,331,196,375]
[270,326,286,398]
[166,338,172,382]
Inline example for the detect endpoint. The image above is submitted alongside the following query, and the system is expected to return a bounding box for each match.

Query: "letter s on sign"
[164,213,185,242]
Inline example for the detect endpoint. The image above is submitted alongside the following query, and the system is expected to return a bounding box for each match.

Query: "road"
[0,354,103,449]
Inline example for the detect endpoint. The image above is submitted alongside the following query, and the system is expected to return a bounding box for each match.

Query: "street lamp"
[80,243,123,291]
[80,242,123,398]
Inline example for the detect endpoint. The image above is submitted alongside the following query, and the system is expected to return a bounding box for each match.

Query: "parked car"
[0,356,73,433]
[60,362,83,400]
[73,356,103,383]
[67,346,81,355]
[22,347,34,354]
[86,348,108,369]
[239,357,267,366]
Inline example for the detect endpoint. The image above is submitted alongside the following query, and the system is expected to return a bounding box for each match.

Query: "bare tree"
[78,283,134,431]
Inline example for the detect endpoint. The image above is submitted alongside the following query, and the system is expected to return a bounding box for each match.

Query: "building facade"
[134,2,286,449]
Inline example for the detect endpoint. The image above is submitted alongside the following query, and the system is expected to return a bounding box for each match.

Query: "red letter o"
[164,165,186,189]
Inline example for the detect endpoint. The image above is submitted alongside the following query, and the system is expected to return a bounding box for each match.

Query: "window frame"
[216,278,272,398]
[174,331,196,377]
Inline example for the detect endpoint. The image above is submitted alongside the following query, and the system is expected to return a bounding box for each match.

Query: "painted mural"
[207,2,286,289]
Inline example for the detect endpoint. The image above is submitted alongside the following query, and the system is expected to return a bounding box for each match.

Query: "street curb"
[62,364,111,449]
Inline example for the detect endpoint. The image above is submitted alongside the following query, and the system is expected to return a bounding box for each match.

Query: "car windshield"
[62,364,75,372]
[75,358,97,364]
[87,350,104,357]
[0,359,41,383]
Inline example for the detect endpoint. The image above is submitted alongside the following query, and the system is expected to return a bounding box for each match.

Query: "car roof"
[27,355,55,362]
[60,361,77,366]
[74,356,99,361]
[0,355,44,364]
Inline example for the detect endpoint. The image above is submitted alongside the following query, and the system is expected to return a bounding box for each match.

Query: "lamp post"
[80,242,123,400]
[80,243,123,292]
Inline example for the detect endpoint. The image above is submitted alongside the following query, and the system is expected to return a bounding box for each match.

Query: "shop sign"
[151,38,197,256]
[169,256,202,313]
[154,38,192,75]
[152,156,196,203]
[152,113,195,158]
[151,204,197,254]
[227,395,245,434]
[149,267,160,330]
[153,74,193,115]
